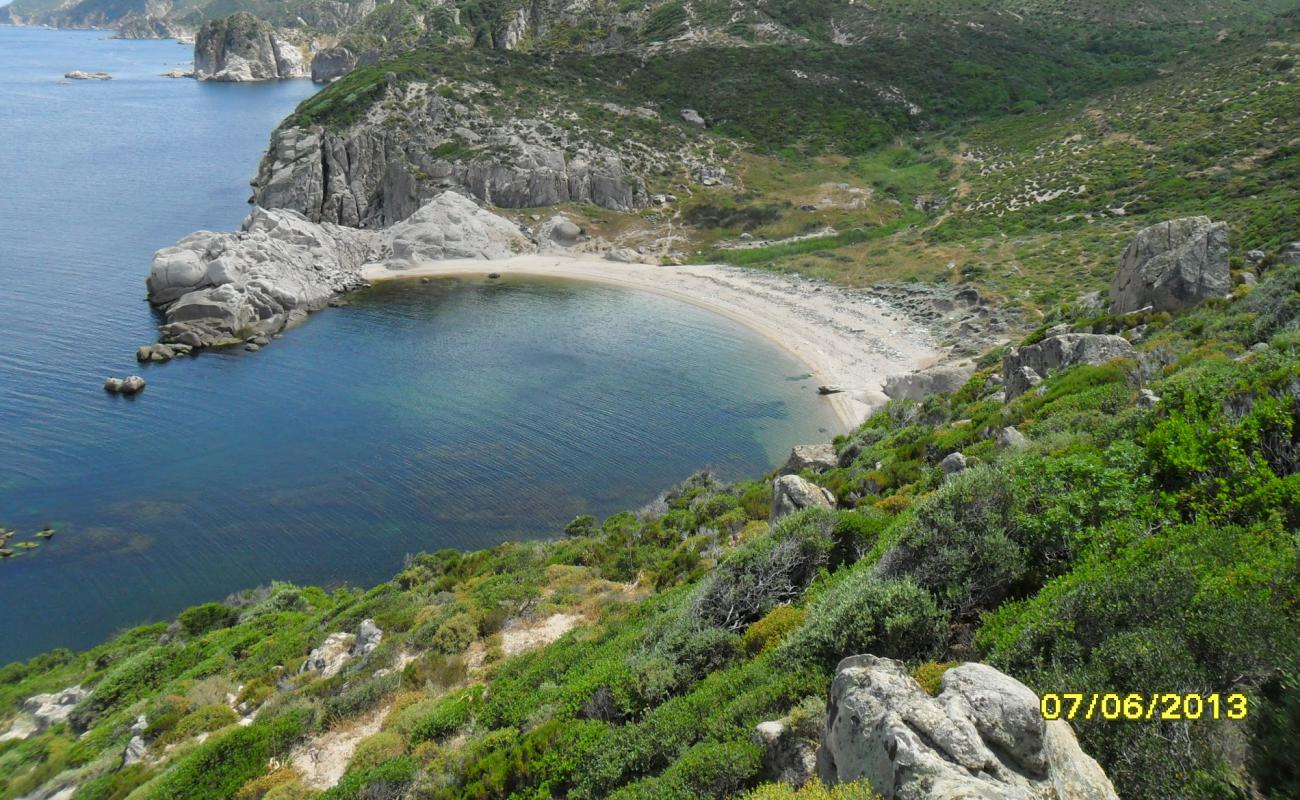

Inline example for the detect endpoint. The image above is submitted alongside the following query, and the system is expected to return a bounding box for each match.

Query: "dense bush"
[144,707,312,799]
[690,508,835,631]
[778,574,947,670]
[178,603,240,637]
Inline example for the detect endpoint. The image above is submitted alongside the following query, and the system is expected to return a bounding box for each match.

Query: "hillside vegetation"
[3,239,1298,799]
[3,2,1300,799]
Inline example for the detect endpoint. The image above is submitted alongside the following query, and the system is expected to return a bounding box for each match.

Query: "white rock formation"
[148,207,372,347]
[384,193,532,263]
[818,655,1119,800]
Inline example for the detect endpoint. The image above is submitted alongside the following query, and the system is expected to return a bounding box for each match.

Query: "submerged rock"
[104,376,146,394]
[817,655,1119,799]
[1109,217,1231,314]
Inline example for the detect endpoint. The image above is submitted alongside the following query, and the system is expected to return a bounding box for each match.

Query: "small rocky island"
[63,70,112,80]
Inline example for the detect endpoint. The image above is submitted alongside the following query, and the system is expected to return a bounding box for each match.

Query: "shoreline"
[362,255,940,431]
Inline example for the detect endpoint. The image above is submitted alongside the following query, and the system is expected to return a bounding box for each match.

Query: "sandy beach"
[363,255,940,430]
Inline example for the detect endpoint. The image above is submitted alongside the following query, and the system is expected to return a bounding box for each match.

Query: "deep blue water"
[0,27,840,663]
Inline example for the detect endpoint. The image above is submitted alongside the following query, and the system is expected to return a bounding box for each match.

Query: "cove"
[0,27,840,662]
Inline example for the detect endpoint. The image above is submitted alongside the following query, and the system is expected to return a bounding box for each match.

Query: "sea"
[0,26,840,662]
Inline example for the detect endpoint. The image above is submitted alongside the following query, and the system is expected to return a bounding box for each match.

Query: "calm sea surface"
[0,27,840,662]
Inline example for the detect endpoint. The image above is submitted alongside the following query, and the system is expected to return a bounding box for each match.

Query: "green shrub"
[430,613,478,655]
[69,763,154,800]
[778,574,947,670]
[742,606,806,656]
[178,603,240,637]
[744,778,881,799]
[609,739,763,800]
[319,756,416,800]
[144,706,311,799]
[875,465,1029,617]
[323,674,400,725]
[347,730,407,775]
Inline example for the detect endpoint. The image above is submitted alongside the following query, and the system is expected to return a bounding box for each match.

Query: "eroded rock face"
[252,82,651,224]
[771,475,835,522]
[883,361,975,403]
[147,206,372,347]
[1002,334,1135,400]
[194,13,309,82]
[817,655,1119,800]
[1109,217,1231,314]
[311,46,357,82]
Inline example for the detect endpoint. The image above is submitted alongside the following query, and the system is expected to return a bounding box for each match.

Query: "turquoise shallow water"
[0,27,840,663]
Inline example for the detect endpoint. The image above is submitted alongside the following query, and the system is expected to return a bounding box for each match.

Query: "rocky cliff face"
[253,81,652,225]
[194,12,309,81]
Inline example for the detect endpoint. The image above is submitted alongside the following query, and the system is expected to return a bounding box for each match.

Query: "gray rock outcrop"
[352,619,383,657]
[194,13,309,82]
[0,686,91,741]
[301,631,355,678]
[1109,217,1231,314]
[1002,334,1135,400]
[146,193,539,353]
[64,70,112,80]
[771,475,836,522]
[122,715,147,766]
[781,444,839,475]
[817,655,1119,800]
[252,82,651,225]
[940,452,967,476]
[147,206,372,347]
[883,361,975,403]
[755,719,818,788]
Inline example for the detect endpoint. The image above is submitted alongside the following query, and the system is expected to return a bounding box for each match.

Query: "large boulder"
[384,192,532,263]
[883,361,975,403]
[1109,217,1231,314]
[300,632,355,678]
[780,444,839,475]
[817,655,1119,800]
[771,475,835,522]
[194,13,308,82]
[1002,334,1135,400]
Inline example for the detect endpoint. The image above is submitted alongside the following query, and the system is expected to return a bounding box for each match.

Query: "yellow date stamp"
[1040,693,1248,722]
